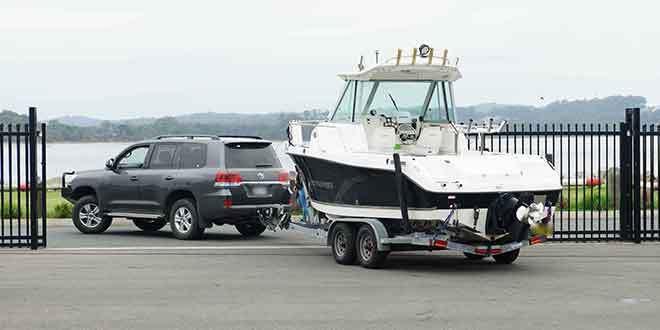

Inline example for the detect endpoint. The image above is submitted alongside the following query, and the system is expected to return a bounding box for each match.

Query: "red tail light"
[278,171,289,183]
[215,172,242,187]
[432,239,447,248]
[223,200,233,207]
[529,236,546,245]
[474,248,488,255]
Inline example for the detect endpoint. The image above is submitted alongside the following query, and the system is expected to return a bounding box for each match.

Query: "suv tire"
[133,219,167,232]
[169,198,204,240]
[235,223,266,237]
[72,195,113,234]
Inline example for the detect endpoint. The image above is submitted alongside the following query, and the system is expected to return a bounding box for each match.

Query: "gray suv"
[61,135,291,240]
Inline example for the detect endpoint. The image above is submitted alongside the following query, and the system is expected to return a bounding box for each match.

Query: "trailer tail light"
[474,248,488,255]
[529,236,546,245]
[215,172,242,187]
[432,239,447,248]
[474,247,504,255]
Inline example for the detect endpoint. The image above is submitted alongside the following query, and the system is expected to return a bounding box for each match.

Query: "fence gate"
[0,107,47,249]
[465,107,660,242]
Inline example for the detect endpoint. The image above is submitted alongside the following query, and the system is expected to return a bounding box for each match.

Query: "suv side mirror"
[105,158,115,170]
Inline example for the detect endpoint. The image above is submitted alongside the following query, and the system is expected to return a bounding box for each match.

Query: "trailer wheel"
[493,249,520,264]
[464,252,485,260]
[331,223,356,265]
[356,225,389,269]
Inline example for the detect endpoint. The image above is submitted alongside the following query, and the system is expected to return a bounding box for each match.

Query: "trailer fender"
[327,218,391,251]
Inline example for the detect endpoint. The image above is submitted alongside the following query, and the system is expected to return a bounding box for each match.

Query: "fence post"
[629,108,642,243]
[619,119,631,240]
[28,107,38,250]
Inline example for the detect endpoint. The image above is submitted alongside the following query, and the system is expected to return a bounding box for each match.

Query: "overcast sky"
[1,1,658,120]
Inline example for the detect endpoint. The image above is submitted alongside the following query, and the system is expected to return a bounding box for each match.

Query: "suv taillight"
[215,171,242,187]
[278,171,289,183]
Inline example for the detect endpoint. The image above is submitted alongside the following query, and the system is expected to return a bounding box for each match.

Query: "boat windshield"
[331,80,456,123]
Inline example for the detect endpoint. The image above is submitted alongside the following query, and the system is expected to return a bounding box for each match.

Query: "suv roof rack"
[154,135,219,140]
[217,135,262,140]
[153,135,264,141]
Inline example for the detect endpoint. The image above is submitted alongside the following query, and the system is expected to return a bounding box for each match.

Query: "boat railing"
[287,120,326,147]
[450,119,507,154]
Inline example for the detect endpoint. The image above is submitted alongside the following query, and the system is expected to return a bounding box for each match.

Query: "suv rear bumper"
[199,190,291,225]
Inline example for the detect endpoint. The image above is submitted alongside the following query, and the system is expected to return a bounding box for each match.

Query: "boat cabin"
[289,48,473,156]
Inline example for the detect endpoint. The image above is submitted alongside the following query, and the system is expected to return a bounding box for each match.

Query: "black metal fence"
[0,107,47,249]
[465,108,658,242]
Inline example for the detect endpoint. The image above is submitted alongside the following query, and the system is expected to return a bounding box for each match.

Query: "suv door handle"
[164,176,174,181]
[130,176,139,181]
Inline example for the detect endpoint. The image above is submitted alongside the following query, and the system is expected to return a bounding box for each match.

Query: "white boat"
[286,45,562,267]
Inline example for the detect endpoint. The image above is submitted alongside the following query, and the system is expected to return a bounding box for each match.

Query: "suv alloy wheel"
[169,198,204,240]
[72,195,113,234]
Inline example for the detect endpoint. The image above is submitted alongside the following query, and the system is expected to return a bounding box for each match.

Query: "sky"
[1,0,658,120]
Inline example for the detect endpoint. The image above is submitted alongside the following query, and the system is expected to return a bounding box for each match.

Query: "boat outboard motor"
[485,193,537,242]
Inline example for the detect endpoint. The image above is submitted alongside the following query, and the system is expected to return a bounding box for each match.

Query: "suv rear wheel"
[169,199,204,240]
[133,219,167,232]
[235,223,266,237]
[72,195,113,234]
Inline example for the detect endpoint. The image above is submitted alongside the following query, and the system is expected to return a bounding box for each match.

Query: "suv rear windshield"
[225,142,281,169]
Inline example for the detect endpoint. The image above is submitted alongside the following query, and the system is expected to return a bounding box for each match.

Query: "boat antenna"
[357,55,365,71]
[388,93,400,112]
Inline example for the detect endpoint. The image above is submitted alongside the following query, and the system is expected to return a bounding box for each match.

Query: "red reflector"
[529,236,546,245]
[223,200,233,207]
[215,172,242,183]
[278,171,289,183]
[433,240,447,248]
[474,248,488,255]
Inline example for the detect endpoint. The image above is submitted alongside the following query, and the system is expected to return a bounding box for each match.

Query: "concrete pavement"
[1,220,659,329]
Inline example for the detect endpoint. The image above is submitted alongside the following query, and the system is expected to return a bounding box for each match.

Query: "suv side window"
[116,145,150,169]
[149,144,178,169]
[177,143,207,169]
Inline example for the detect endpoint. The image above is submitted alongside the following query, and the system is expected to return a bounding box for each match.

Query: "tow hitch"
[257,207,291,231]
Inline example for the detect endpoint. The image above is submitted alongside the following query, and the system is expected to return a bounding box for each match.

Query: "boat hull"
[290,153,559,219]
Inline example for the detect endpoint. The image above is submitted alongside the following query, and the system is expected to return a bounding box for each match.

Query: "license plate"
[251,186,268,196]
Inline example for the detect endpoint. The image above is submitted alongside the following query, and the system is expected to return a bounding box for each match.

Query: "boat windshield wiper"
[388,93,400,112]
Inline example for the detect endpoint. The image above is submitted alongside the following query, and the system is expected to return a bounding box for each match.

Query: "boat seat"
[362,115,395,152]
[417,124,465,155]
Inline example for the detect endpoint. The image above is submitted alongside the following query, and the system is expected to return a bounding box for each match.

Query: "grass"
[559,184,659,211]
[1,189,71,218]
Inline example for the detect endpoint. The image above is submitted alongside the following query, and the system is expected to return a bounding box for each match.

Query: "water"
[0,137,656,185]
[1,142,294,185]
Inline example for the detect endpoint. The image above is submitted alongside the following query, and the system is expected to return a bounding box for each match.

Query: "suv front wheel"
[169,198,204,240]
[72,195,113,234]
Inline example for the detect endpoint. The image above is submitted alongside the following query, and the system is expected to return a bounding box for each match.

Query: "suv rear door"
[223,142,288,205]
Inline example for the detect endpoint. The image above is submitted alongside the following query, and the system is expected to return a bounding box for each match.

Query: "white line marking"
[46,245,327,251]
